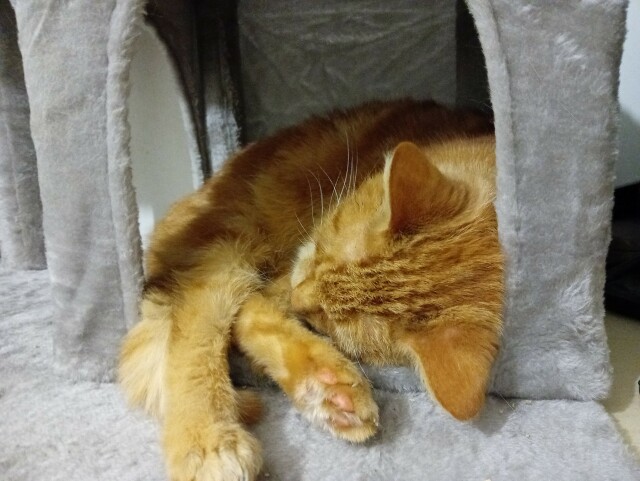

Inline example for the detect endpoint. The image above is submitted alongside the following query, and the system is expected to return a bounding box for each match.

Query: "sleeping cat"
[119,99,503,481]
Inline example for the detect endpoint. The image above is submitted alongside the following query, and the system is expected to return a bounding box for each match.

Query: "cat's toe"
[325,382,379,442]
[164,422,262,481]
[294,365,379,443]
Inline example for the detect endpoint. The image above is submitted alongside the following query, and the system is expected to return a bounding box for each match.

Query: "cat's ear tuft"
[384,142,466,234]
[403,318,499,421]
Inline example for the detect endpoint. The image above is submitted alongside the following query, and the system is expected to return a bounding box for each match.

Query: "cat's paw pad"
[165,422,262,481]
[294,365,379,443]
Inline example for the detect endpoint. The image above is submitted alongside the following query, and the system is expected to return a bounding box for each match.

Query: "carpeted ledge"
[1,270,638,481]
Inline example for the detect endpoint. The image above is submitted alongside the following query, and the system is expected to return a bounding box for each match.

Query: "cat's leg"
[120,250,263,481]
[234,292,379,442]
[162,285,262,481]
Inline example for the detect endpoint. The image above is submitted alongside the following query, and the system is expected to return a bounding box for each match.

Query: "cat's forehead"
[308,178,385,264]
[330,221,369,264]
[291,175,391,289]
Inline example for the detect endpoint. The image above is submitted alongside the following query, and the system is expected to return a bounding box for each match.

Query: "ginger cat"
[119,99,503,481]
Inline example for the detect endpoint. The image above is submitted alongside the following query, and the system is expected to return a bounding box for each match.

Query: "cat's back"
[230,99,494,240]
[146,100,494,280]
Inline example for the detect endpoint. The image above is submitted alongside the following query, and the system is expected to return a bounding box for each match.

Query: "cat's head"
[290,140,503,420]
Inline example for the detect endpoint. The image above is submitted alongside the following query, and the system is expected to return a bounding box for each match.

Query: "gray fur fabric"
[233,0,627,401]
[468,0,627,401]
[1,0,629,398]
[1,270,639,481]
[237,0,457,140]
[6,0,145,380]
[0,0,45,271]
[0,0,636,478]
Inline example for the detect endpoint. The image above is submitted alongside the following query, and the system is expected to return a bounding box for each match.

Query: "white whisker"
[318,164,339,208]
[338,134,351,203]
[307,169,325,224]
[352,140,359,192]
[305,175,315,228]
[295,212,312,243]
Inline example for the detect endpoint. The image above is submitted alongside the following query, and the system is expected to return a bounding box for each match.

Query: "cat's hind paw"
[164,422,262,481]
[294,365,379,443]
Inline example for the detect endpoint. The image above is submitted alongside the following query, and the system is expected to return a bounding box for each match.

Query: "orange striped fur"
[119,99,503,481]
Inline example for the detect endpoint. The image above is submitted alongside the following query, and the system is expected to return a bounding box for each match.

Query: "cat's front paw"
[293,364,379,443]
[164,422,262,481]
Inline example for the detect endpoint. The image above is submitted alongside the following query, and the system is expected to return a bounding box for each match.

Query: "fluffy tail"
[118,295,173,418]
[118,254,265,423]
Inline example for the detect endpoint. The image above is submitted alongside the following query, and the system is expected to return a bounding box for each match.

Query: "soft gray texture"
[231,0,627,400]
[146,0,243,180]
[0,0,634,478]
[238,0,457,140]
[469,0,626,401]
[1,270,639,481]
[0,0,45,270]
[8,0,145,381]
[2,0,628,395]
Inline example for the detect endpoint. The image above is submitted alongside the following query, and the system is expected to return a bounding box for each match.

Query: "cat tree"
[0,0,638,479]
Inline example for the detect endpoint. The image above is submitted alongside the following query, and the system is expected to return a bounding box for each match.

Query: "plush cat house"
[0,0,638,479]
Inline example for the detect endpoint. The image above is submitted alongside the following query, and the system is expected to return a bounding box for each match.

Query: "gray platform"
[1,270,638,481]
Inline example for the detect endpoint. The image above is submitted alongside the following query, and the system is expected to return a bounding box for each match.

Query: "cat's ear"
[384,142,466,234]
[402,314,500,420]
